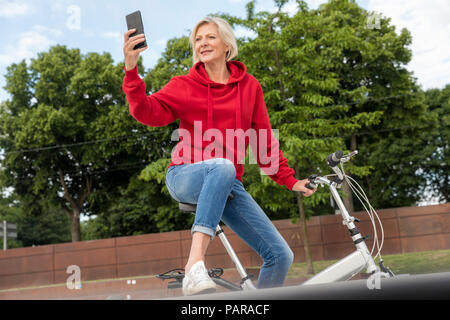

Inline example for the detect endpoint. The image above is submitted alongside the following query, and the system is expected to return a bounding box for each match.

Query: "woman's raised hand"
[123,29,148,71]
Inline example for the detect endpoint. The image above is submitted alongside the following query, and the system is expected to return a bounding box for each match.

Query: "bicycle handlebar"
[304,150,359,190]
[327,150,344,167]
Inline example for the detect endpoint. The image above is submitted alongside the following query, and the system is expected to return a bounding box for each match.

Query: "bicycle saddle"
[178,193,234,213]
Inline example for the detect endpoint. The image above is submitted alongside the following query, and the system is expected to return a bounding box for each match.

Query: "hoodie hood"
[187,60,247,130]
[188,60,247,86]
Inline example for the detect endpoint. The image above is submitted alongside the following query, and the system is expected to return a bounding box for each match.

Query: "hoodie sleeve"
[251,82,299,190]
[122,66,183,127]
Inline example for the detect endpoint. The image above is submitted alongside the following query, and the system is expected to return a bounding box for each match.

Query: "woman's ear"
[226,46,231,56]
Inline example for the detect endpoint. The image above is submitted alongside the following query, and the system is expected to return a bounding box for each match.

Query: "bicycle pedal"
[208,267,224,278]
[156,268,185,281]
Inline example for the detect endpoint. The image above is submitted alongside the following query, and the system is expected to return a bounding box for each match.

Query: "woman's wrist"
[125,64,136,71]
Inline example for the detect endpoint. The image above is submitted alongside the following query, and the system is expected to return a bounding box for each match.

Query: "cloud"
[155,39,167,48]
[0,0,30,17]
[233,26,257,39]
[304,0,328,10]
[368,0,450,90]
[102,31,122,41]
[254,0,328,16]
[0,25,56,67]
[32,25,63,37]
[283,2,299,17]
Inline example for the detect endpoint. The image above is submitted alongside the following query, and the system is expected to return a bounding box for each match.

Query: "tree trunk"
[63,207,81,243]
[341,180,354,214]
[296,192,314,274]
[268,16,287,102]
[58,170,91,242]
[71,209,81,242]
[294,163,314,274]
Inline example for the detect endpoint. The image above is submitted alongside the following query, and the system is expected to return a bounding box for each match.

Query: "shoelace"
[189,265,211,285]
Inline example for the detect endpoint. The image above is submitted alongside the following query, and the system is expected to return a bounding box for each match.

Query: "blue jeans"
[165,158,294,289]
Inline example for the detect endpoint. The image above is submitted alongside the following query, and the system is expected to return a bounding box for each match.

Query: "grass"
[286,249,450,279]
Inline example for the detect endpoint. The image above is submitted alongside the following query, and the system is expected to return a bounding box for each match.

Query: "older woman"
[122,16,316,296]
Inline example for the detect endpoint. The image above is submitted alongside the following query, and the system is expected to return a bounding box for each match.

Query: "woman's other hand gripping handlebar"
[292,179,317,197]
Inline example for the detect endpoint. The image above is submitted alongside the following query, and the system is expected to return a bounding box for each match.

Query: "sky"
[0,0,449,103]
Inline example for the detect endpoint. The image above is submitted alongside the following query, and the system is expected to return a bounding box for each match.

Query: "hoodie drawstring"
[207,84,213,130]
[236,83,242,129]
[205,76,243,162]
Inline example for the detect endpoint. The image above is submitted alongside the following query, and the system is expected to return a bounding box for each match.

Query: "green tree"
[290,0,433,211]
[0,190,71,248]
[0,191,23,249]
[420,85,450,202]
[13,194,71,246]
[0,46,150,242]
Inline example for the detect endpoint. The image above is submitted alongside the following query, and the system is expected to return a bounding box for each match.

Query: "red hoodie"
[122,60,299,190]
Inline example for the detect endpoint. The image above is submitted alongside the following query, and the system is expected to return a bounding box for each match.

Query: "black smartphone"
[126,10,147,50]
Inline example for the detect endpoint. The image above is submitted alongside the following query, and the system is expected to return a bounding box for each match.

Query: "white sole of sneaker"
[183,282,217,296]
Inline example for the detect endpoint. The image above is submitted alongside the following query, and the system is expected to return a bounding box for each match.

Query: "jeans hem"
[191,224,216,240]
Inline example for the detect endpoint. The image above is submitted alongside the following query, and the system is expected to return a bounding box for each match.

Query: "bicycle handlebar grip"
[327,150,343,167]
[306,174,318,190]
[305,183,315,190]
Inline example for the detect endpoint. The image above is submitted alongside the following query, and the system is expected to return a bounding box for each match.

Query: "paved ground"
[0,268,307,300]
[173,272,450,300]
[6,269,447,300]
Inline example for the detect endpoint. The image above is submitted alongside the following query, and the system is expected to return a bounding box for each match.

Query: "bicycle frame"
[215,224,258,290]
[302,176,379,285]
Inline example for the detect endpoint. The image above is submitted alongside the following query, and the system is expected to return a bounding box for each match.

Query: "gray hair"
[189,16,238,65]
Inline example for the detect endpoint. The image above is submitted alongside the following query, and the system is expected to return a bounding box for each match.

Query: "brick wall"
[0,203,448,290]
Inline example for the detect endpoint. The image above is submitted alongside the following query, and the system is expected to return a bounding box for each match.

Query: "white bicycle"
[158,150,394,292]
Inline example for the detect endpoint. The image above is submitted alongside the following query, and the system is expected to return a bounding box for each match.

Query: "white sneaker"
[182,261,216,296]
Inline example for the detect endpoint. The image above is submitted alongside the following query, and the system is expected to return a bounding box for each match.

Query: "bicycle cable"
[322,166,385,262]
[340,162,385,261]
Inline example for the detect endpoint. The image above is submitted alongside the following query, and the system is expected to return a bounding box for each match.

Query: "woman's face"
[195,23,229,65]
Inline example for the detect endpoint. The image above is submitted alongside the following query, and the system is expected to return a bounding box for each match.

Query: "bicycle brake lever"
[342,150,359,162]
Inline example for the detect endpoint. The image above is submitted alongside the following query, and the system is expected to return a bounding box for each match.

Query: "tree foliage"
[419,85,450,203]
